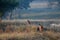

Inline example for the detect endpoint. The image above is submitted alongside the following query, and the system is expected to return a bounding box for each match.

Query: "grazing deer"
[37,24,43,32]
[39,24,43,32]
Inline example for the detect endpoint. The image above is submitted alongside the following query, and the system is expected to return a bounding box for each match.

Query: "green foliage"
[0,0,19,17]
[0,0,33,17]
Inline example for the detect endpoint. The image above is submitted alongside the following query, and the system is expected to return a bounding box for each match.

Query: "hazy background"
[2,0,60,19]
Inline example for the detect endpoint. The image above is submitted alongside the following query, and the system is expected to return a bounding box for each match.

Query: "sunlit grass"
[0,31,60,40]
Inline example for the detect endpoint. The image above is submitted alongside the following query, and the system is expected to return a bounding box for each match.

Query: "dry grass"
[0,31,60,40]
[0,24,60,40]
[0,32,36,40]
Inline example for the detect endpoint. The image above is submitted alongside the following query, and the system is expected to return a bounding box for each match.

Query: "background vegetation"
[0,0,33,18]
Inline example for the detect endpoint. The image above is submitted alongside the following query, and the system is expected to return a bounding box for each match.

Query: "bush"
[31,25,37,32]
